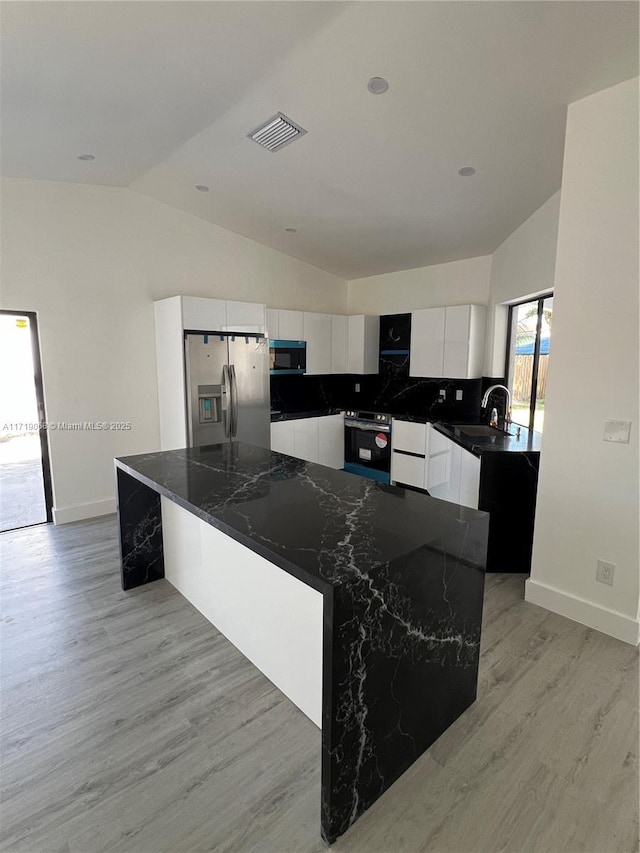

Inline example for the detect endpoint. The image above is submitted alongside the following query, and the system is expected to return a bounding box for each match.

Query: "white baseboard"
[525,578,639,646]
[52,498,116,525]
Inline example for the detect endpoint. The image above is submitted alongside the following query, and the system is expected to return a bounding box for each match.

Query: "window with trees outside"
[506,294,553,433]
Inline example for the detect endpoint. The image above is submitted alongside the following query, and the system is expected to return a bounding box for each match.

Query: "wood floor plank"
[0,516,637,853]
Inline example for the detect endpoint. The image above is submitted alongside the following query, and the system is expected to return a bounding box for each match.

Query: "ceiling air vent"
[247,112,307,152]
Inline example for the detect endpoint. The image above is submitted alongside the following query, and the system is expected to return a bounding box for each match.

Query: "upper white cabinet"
[225,300,265,333]
[304,312,332,375]
[181,296,266,335]
[331,315,348,374]
[442,305,485,379]
[410,304,485,379]
[279,309,305,341]
[409,308,445,378]
[266,310,378,375]
[266,308,279,340]
[266,308,305,341]
[182,296,227,332]
[347,315,379,374]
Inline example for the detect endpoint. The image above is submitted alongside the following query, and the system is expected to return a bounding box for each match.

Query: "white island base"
[161,496,324,727]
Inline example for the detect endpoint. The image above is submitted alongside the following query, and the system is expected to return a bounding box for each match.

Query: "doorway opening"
[505,294,553,433]
[0,311,53,531]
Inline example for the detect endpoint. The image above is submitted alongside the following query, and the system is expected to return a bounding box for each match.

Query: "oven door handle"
[344,420,391,432]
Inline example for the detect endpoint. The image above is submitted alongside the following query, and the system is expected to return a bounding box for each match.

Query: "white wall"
[0,178,348,521]
[526,78,639,645]
[347,255,492,315]
[484,191,561,376]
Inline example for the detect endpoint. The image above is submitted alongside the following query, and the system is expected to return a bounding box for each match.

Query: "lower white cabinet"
[318,414,345,468]
[391,419,428,489]
[270,414,344,469]
[426,430,480,510]
[270,420,295,456]
[293,417,319,463]
[392,420,481,509]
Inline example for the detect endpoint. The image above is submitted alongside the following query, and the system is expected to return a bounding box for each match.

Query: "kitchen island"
[115,442,488,845]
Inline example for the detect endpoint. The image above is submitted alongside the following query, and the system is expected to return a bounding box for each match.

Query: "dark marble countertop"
[270,408,343,422]
[116,441,488,595]
[433,421,542,456]
[115,441,490,844]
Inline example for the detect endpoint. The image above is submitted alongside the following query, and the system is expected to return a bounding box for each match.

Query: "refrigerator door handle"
[222,364,231,438]
[229,364,239,437]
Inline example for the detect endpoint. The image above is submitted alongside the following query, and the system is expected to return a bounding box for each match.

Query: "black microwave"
[269,340,307,375]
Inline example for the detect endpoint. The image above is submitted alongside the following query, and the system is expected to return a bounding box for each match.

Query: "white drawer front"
[392,420,427,455]
[391,451,426,490]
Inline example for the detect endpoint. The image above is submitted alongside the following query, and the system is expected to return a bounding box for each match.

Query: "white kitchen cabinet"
[182,296,227,332]
[442,305,486,379]
[225,300,266,333]
[459,449,481,510]
[303,312,332,375]
[392,420,427,456]
[425,428,480,509]
[410,304,485,379]
[293,417,319,463]
[409,308,445,377]
[279,309,304,341]
[266,308,279,340]
[318,414,345,469]
[271,414,344,469]
[391,419,428,489]
[347,315,379,374]
[331,315,348,374]
[391,452,426,490]
[270,420,295,456]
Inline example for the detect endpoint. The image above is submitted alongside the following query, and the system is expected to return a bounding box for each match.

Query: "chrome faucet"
[481,384,512,432]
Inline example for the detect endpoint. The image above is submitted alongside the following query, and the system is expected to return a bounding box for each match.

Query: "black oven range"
[344,410,392,483]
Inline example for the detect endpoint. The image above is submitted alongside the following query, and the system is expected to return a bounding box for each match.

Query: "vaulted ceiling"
[1,1,637,278]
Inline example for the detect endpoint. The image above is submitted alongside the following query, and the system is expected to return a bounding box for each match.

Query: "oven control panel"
[345,411,391,424]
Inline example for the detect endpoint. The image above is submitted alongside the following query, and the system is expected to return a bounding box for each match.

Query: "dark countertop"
[116,441,488,594]
[115,441,489,844]
[270,408,342,422]
[433,421,542,456]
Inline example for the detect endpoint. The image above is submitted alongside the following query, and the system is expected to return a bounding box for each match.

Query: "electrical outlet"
[456,389,463,401]
[355,383,360,393]
[596,560,615,586]
[439,389,446,399]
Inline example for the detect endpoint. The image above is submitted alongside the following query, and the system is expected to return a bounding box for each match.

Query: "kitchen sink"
[452,424,512,438]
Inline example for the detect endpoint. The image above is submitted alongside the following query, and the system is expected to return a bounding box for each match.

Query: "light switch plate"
[456,390,463,401]
[603,419,632,443]
[439,389,446,399]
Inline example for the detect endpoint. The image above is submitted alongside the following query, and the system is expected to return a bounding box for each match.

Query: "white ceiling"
[1,1,637,279]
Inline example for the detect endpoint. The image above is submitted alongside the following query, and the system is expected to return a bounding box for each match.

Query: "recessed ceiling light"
[77,154,95,161]
[458,166,476,177]
[367,77,389,94]
[285,227,297,233]
[195,185,210,192]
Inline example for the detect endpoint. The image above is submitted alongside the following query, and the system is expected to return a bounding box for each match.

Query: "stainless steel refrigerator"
[185,332,270,449]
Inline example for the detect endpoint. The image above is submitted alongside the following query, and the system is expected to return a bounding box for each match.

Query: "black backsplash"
[271,366,507,422]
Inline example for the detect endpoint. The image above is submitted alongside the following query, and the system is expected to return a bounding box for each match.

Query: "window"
[506,294,553,433]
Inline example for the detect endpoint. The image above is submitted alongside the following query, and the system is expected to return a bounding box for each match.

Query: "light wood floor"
[1,516,637,853]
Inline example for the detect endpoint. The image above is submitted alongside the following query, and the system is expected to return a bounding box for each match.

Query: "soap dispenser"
[490,407,499,428]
